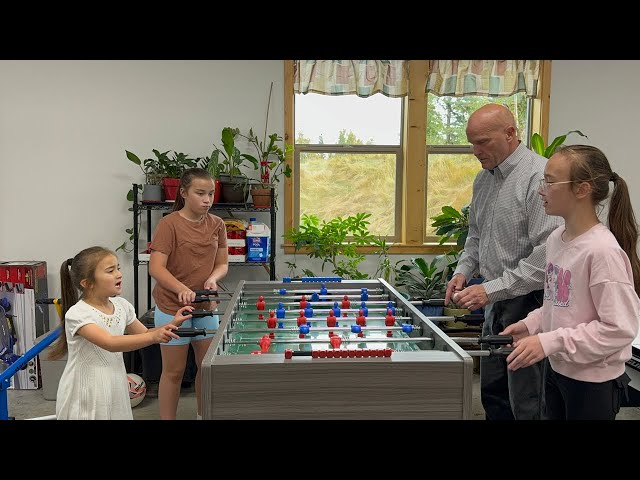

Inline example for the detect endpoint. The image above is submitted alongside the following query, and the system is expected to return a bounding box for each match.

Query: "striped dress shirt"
[454,142,563,303]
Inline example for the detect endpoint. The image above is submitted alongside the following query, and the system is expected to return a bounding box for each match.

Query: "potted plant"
[240,129,292,208]
[393,256,448,316]
[238,82,292,208]
[158,151,198,201]
[125,149,165,202]
[211,127,257,203]
[198,151,223,204]
[283,212,389,280]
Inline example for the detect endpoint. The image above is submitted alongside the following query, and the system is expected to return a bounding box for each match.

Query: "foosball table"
[199,279,475,419]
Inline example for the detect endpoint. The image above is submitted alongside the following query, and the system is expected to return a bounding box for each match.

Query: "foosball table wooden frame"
[202,279,474,419]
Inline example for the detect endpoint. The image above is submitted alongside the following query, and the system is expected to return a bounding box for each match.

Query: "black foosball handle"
[479,334,513,346]
[180,309,216,318]
[193,289,219,296]
[174,327,216,337]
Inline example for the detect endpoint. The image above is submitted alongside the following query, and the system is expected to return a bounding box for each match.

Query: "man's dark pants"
[480,290,545,420]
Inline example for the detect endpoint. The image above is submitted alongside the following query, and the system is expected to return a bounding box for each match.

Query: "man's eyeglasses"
[538,179,575,192]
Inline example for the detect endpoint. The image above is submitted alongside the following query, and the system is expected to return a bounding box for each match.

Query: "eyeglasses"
[538,179,575,192]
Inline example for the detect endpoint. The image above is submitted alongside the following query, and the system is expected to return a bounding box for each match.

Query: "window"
[425,93,530,237]
[294,94,402,238]
[284,60,551,254]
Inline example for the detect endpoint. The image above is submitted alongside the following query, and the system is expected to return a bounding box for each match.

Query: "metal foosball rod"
[242,299,393,307]
[172,328,430,343]
[233,316,413,323]
[222,337,434,346]
[242,295,390,303]
[226,325,413,334]
[241,307,401,315]
[243,288,386,297]
[450,334,514,357]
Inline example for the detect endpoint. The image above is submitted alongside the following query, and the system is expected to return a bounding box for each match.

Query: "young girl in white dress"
[49,246,193,420]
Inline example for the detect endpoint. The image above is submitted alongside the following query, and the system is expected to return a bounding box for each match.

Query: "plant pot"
[250,187,272,208]
[443,306,471,329]
[162,177,180,201]
[219,176,249,203]
[142,184,163,203]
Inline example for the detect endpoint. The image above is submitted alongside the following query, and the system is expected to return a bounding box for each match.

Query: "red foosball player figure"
[385,309,395,338]
[299,294,309,309]
[356,309,367,337]
[326,309,337,327]
[330,335,342,350]
[297,310,307,327]
[267,311,277,338]
[341,295,351,310]
[256,295,266,311]
[326,309,337,337]
[385,309,395,327]
[259,335,272,353]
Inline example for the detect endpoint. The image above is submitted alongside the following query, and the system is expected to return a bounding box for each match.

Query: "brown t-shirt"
[151,211,227,314]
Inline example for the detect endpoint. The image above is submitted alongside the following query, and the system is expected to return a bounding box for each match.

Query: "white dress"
[55,297,136,420]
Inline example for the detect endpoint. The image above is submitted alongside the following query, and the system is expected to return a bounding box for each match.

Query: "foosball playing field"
[200,279,476,419]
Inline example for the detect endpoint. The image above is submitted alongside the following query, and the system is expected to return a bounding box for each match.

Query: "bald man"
[445,104,562,420]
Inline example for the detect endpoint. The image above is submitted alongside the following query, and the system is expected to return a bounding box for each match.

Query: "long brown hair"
[172,168,215,212]
[48,246,116,360]
[557,145,640,295]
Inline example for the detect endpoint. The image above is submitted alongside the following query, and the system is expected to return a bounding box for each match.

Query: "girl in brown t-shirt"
[149,168,228,420]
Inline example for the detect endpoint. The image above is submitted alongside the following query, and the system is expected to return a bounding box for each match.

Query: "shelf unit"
[131,183,276,316]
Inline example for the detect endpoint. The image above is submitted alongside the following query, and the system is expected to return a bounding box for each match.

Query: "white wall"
[0,60,283,319]
[548,60,640,215]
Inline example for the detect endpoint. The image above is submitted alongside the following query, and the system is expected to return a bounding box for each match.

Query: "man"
[445,104,562,420]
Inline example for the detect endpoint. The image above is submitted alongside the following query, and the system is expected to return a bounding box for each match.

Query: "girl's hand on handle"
[506,335,545,371]
[178,288,196,305]
[153,324,180,344]
[501,320,530,345]
[204,277,220,307]
[172,305,194,327]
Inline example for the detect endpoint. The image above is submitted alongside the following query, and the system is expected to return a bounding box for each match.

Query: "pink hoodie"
[522,223,640,382]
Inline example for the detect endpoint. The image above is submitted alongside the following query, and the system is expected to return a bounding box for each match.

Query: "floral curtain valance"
[294,60,408,98]
[426,60,540,97]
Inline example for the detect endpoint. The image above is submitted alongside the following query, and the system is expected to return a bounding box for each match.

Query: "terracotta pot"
[250,187,272,208]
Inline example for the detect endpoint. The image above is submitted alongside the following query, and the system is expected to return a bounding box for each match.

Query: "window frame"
[283,60,552,254]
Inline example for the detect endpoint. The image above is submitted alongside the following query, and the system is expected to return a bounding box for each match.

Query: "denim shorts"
[154,307,219,346]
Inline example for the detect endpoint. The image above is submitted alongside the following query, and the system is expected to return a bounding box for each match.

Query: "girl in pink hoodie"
[503,145,640,419]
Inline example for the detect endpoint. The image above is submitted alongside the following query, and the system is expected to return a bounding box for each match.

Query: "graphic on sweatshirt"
[544,262,571,307]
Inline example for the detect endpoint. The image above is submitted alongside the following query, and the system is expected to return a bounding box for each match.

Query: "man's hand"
[450,283,488,311]
[445,274,466,305]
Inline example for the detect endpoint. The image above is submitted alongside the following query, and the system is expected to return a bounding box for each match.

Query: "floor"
[7,373,640,420]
